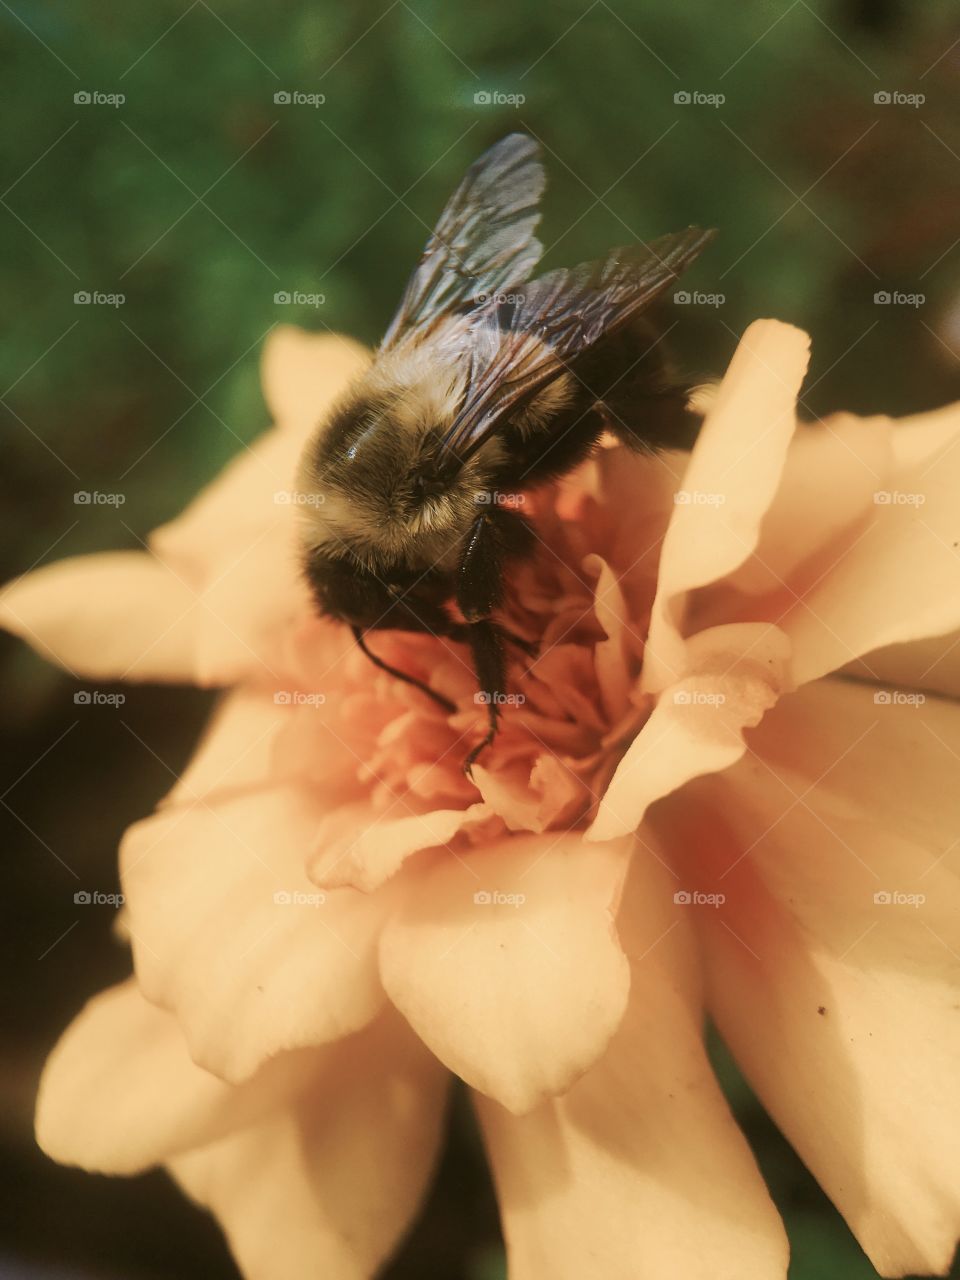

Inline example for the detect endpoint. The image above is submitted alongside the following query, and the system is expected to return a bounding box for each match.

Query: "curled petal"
[781,425,960,684]
[643,320,810,691]
[309,802,492,892]
[589,622,790,842]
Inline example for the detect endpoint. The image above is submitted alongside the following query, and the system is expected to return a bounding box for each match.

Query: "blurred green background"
[2,1,960,1276]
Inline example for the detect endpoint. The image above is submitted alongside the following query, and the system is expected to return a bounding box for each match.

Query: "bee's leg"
[351,626,456,713]
[457,508,534,623]
[462,618,507,777]
[455,510,533,773]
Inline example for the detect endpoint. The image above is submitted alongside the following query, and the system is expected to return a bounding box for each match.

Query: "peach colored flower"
[4,319,960,1279]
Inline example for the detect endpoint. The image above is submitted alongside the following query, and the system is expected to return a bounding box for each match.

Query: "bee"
[295,133,715,773]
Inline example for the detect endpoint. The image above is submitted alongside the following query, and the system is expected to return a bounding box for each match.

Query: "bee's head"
[293,355,495,568]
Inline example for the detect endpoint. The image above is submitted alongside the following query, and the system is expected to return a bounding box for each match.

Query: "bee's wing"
[380,133,545,350]
[436,227,716,463]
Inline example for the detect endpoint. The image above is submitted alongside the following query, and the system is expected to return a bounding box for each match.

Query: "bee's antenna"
[352,627,456,714]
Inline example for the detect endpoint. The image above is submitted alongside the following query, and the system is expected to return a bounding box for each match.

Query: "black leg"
[462,619,507,776]
[352,627,456,713]
[457,507,534,623]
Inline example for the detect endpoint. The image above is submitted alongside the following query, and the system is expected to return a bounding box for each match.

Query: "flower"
[4,319,960,1279]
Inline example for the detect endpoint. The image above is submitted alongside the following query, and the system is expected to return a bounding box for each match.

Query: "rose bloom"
[3,319,960,1280]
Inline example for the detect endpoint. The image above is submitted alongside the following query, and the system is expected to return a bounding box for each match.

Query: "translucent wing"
[380,133,546,350]
[437,227,717,463]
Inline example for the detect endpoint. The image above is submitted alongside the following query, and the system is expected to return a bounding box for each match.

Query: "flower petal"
[722,412,894,600]
[121,786,389,1082]
[781,424,960,684]
[163,689,293,806]
[0,552,199,682]
[656,678,960,1277]
[309,802,491,892]
[843,630,960,701]
[150,427,304,583]
[260,326,370,438]
[643,320,809,691]
[379,832,632,1114]
[475,842,787,1280]
[589,622,790,842]
[170,1008,448,1280]
[36,979,318,1174]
